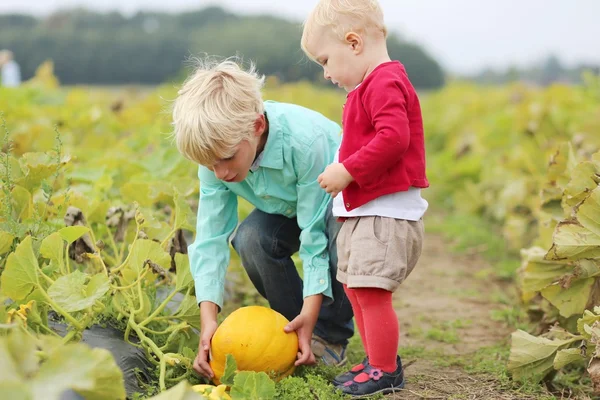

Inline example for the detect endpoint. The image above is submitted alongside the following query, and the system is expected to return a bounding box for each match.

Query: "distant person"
[0,50,22,87]
[301,0,429,396]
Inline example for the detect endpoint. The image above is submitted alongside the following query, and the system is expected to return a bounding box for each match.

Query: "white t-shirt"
[332,151,428,221]
[1,60,21,87]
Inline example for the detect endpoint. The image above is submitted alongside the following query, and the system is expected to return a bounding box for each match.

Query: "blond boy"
[302,0,429,396]
[172,58,354,379]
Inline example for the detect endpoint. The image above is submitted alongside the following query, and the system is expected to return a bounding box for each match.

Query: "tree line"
[0,7,445,89]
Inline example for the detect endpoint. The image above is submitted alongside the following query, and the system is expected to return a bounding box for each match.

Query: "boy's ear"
[345,32,363,54]
[254,113,266,137]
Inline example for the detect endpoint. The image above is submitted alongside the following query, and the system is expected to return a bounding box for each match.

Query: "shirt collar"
[252,101,283,170]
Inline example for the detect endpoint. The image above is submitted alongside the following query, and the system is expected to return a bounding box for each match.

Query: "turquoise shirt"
[189,101,341,309]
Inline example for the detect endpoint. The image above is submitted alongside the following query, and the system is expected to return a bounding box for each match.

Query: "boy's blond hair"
[172,58,265,166]
[301,0,387,59]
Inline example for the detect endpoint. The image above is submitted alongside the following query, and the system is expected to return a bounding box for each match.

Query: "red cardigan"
[339,61,429,211]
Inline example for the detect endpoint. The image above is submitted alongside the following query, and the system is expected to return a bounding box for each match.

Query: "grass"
[425,211,521,280]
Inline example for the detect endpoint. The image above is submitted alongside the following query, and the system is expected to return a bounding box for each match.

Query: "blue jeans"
[231,203,355,345]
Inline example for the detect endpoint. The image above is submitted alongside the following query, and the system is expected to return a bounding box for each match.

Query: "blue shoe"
[336,355,405,397]
[311,335,348,367]
[332,357,369,385]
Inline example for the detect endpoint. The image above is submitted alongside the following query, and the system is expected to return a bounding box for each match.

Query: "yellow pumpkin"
[209,306,298,384]
[191,384,231,400]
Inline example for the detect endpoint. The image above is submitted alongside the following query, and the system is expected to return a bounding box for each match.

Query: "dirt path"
[386,233,544,400]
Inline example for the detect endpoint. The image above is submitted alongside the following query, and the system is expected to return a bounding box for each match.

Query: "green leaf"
[554,348,585,370]
[221,354,238,386]
[58,226,90,245]
[0,384,30,400]
[146,381,205,400]
[564,161,600,207]
[230,371,276,400]
[0,328,126,400]
[68,346,127,400]
[0,332,28,384]
[32,341,125,400]
[40,232,64,262]
[121,181,154,207]
[127,239,171,275]
[508,330,580,382]
[520,247,572,293]
[578,309,600,339]
[47,271,109,312]
[173,293,201,330]
[575,186,600,237]
[576,260,600,279]
[547,142,577,190]
[5,325,39,378]
[11,185,33,220]
[175,253,193,293]
[15,152,69,193]
[0,236,40,300]
[541,278,595,318]
[182,347,196,361]
[547,220,600,261]
[173,189,195,232]
[0,231,15,255]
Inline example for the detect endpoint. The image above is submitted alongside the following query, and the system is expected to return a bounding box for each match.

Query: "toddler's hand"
[317,163,354,198]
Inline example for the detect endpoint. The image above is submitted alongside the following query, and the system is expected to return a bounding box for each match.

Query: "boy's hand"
[284,295,322,366]
[317,163,354,198]
[194,302,219,379]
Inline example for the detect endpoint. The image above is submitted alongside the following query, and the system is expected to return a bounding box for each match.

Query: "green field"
[1,63,599,399]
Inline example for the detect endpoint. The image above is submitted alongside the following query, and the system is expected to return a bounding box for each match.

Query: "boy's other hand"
[194,302,219,379]
[284,294,321,366]
[317,163,353,198]
[194,319,217,379]
[284,313,317,366]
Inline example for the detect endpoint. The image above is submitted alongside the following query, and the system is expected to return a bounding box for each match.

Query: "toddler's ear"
[345,32,362,53]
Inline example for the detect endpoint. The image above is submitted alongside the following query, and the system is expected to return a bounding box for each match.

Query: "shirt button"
[345,202,350,208]
[319,279,325,285]
[321,254,327,259]
[286,209,292,214]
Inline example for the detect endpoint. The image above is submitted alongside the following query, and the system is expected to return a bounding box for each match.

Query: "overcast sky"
[1,0,598,74]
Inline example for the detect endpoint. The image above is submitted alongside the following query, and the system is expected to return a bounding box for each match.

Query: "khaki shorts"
[337,216,424,292]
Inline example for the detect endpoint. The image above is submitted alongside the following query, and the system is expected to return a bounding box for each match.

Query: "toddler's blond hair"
[301,0,387,60]
[172,58,265,166]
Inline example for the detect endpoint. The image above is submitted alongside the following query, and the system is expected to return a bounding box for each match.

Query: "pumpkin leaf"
[0,231,15,255]
[0,236,40,300]
[0,327,126,400]
[47,271,109,312]
[508,330,581,382]
[173,189,195,233]
[554,348,585,370]
[175,253,193,293]
[146,381,204,400]
[40,232,64,262]
[541,277,595,318]
[173,293,201,331]
[11,185,33,221]
[578,309,600,339]
[230,371,275,400]
[220,354,238,386]
[547,220,600,261]
[564,161,600,207]
[58,226,90,245]
[575,186,600,237]
[520,247,572,294]
[127,239,171,275]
